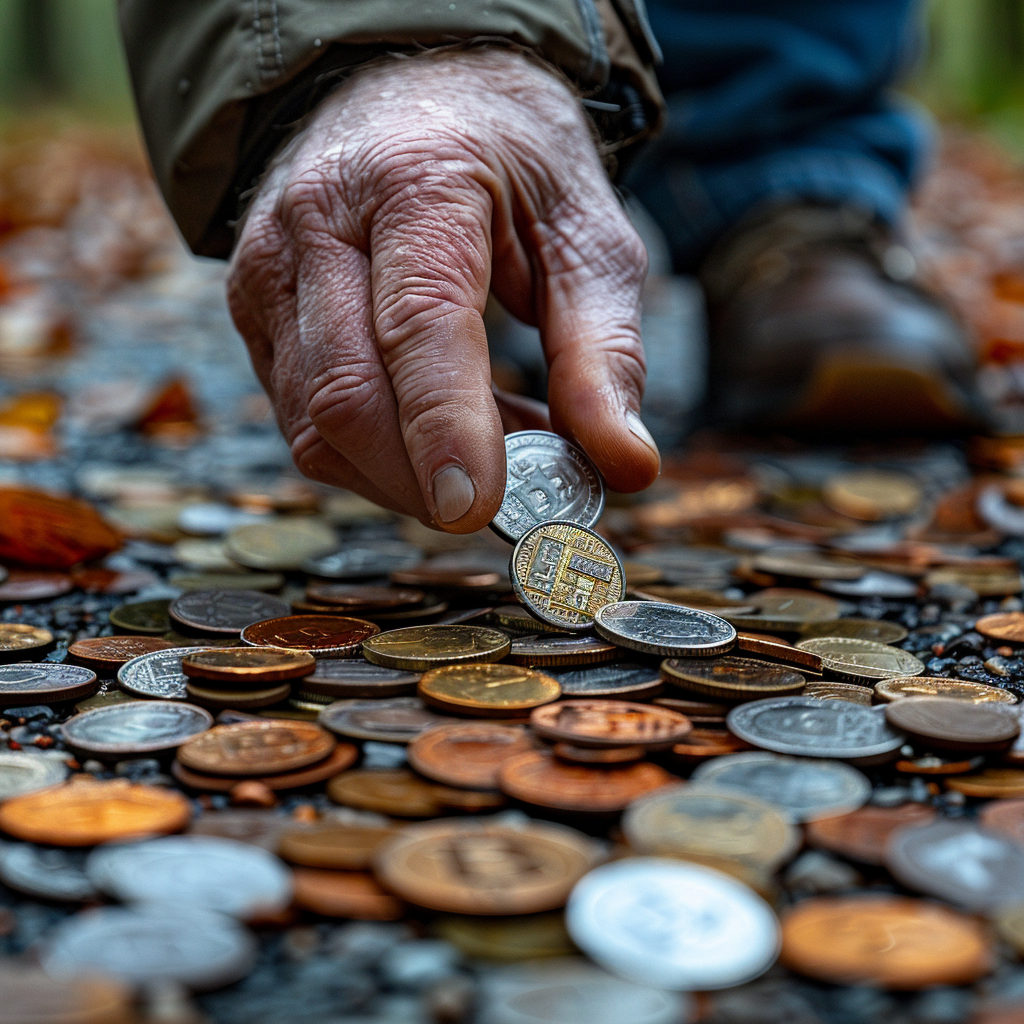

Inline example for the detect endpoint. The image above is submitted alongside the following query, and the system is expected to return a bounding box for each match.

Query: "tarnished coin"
[0,571,72,603]
[61,700,212,755]
[0,845,99,902]
[327,768,504,816]
[511,522,624,631]
[67,636,176,673]
[319,697,460,744]
[875,676,1017,704]
[300,658,420,699]
[177,719,335,776]
[182,647,315,684]
[780,896,991,989]
[530,699,692,750]
[722,589,842,632]
[291,868,405,920]
[279,822,399,870]
[794,636,925,682]
[661,656,805,702]
[169,589,290,636]
[225,519,337,570]
[0,750,69,798]
[304,541,423,579]
[408,723,534,790]
[241,614,379,657]
[374,818,601,914]
[690,752,871,822]
[885,696,1019,752]
[172,743,356,792]
[363,625,510,671]
[804,803,937,865]
[305,582,424,611]
[594,601,736,657]
[108,599,173,636]
[0,663,98,705]
[506,633,620,667]
[118,646,207,700]
[566,858,780,991]
[727,696,903,760]
[797,618,908,644]
[418,664,561,717]
[490,430,605,543]
[977,611,1024,644]
[553,663,662,699]
[623,785,799,873]
[0,623,55,662]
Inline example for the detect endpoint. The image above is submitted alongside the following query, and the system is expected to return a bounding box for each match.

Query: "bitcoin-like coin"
[594,601,736,657]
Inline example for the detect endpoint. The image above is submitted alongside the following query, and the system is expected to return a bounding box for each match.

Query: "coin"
[816,570,919,599]
[172,537,238,570]
[291,868,405,919]
[690,752,871,822]
[184,679,291,710]
[305,582,424,610]
[278,822,399,870]
[434,914,576,963]
[177,719,335,776]
[418,664,561,717]
[408,723,534,789]
[391,565,504,590]
[327,768,504,816]
[753,549,865,581]
[225,519,338,570]
[594,601,736,657]
[0,779,192,845]
[996,905,1024,959]
[780,896,991,988]
[168,589,290,636]
[875,676,1017,704]
[67,636,176,673]
[0,968,135,1024]
[553,742,646,764]
[182,647,315,684]
[510,522,624,632]
[0,663,98,705]
[623,786,799,873]
[823,470,923,521]
[240,614,379,657]
[108,598,173,635]
[653,696,729,722]
[373,819,600,914]
[727,697,903,760]
[304,541,423,579]
[0,570,73,603]
[976,611,1024,643]
[804,803,937,865]
[318,697,460,744]
[299,658,420,699]
[530,699,692,749]
[187,809,294,850]
[497,751,675,812]
[885,696,1020,752]
[980,798,1024,845]
[803,681,874,704]
[552,663,662,699]
[506,633,620,667]
[947,768,1024,798]
[0,624,55,662]
[490,430,605,543]
[61,700,213,755]
[925,563,1023,597]
[171,743,357,792]
[797,618,908,644]
[0,750,68,798]
[493,603,566,635]
[369,594,450,624]
[794,636,925,682]
[734,632,823,671]
[363,625,510,671]
[723,589,842,632]
[170,571,286,592]
[0,845,99,903]
[661,656,805,702]
[117,646,208,700]
[566,858,780,990]
[86,835,292,918]
[670,729,753,763]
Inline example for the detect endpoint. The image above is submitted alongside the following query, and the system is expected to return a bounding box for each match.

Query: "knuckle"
[305,368,384,451]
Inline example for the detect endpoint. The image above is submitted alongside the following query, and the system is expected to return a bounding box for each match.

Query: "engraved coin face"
[362,625,510,671]
[240,615,379,656]
[594,601,736,657]
[553,663,663,699]
[118,647,206,700]
[794,637,925,682]
[169,590,291,636]
[0,663,98,705]
[490,431,605,543]
[511,522,625,632]
[62,701,213,755]
[418,663,561,715]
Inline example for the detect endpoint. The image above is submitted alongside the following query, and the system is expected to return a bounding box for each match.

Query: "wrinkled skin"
[229,47,660,533]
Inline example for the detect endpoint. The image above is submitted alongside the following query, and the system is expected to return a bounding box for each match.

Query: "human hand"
[228,47,660,533]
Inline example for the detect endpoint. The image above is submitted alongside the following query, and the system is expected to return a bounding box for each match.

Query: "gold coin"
[418,664,561,717]
[0,624,54,663]
[822,470,922,521]
[224,519,338,570]
[362,625,510,671]
[996,904,1024,956]
[181,647,315,684]
[510,521,625,632]
[946,768,1024,799]
[803,682,874,704]
[875,676,1017,704]
[795,636,925,682]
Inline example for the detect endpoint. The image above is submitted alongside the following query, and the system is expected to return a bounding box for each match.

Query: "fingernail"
[432,465,476,523]
[625,410,661,472]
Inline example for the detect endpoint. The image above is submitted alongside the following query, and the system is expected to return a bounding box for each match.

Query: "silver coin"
[726,696,904,760]
[490,431,605,543]
[594,601,736,657]
[509,634,617,660]
[118,646,205,699]
[301,658,420,699]
[816,570,918,599]
[0,663,98,705]
[318,697,458,744]
[61,701,213,755]
[87,836,292,918]
[566,858,780,990]
[0,844,99,902]
[0,750,69,799]
[553,663,662,698]
[169,589,291,635]
[304,541,423,580]
[42,905,257,990]
[690,752,871,822]
[177,502,266,537]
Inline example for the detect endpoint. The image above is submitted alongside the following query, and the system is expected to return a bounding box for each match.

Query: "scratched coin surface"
[168,590,290,636]
[594,601,736,657]
[529,700,692,749]
[552,662,663,699]
[418,663,561,717]
[661,656,805,702]
[0,663,98,705]
[511,521,625,632]
[0,624,55,663]
[61,701,213,755]
[240,615,379,657]
[490,431,605,543]
[794,637,925,682]
[362,625,510,671]
[117,646,209,700]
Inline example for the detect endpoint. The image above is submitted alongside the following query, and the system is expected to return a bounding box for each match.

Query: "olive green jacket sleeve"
[118,0,664,257]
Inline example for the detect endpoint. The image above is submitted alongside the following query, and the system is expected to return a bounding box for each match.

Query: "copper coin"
[652,696,729,723]
[278,822,399,870]
[66,636,176,673]
[318,697,460,744]
[304,582,424,611]
[529,700,692,750]
[895,754,982,775]
[506,633,620,667]
[362,625,510,671]
[182,648,316,684]
[0,571,73,603]
[946,768,1024,799]
[184,679,292,710]
[171,743,356,791]
[418,663,561,717]
[391,566,504,590]
[661,656,806,702]
[0,663,98,705]
[408,723,535,789]
[670,729,753,763]
[327,769,504,817]
[0,624,55,663]
[804,803,937,865]
[552,743,646,765]
[292,868,405,920]
[885,697,1020,753]
[241,615,379,657]
[300,659,420,699]
[498,750,675,812]
[977,612,1024,644]
[168,590,291,636]
[781,896,992,988]
[979,799,1024,847]
[735,632,822,672]
[875,676,1016,704]
[0,779,191,846]
[176,719,336,776]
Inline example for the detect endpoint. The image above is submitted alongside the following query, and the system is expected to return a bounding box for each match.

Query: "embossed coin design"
[418,664,561,717]
[875,676,1017,704]
[661,656,805,702]
[530,699,692,749]
[408,723,535,789]
[885,697,1020,752]
[168,589,290,636]
[362,625,510,671]
[0,663,98,705]
[594,601,736,657]
[795,636,925,682]
[318,697,460,744]
[299,659,420,699]
[490,431,605,543]
[241,615,379,657]
[117,646,208,700]
[511,521,624,631]
[67,636,176,673]
[553,663,663,699]
[61,701,213,755]
[0,624,55,662]
[506,633,620,667]
[176,719,335,776]
[181,647,315,684]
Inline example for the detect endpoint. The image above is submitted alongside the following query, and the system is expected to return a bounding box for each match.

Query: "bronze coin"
[876,676,1016,704]
[66,636,176,673]
[278,822,399,870]
[735,632,823,672]
[241,615,380,657]
[670,728,753,763]
[362,625,510,671]
[505,633,620,668]
[497,750,676,812]
[0,624,55,663]
[304,582,424,611]
[804,803,937,866]
[291,868,405,920]
[661,656,806,702]
[181,648,316,684]
[327,769,504,817]
[168,589,291,636]
[529,699,692,749]
[390,566,504,590]
[977,612,1024,644]
[407,723,535,789]
[300,659,420,699]
[885,697,1020,753]
[946,768,1024,799]
[176,719,336,776]
[184,679,292,710]
[0,571,73,603]
[108,599,173,636]
[418,663,561,718]
[552,743,646,765]
[171,743,357,791]
[979,799,1024,847]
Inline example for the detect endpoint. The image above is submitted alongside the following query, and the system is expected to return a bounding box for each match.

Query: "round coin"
[734,632,823,671]
[168,590,291,636]
[490,430,605,543]
[0,571,73,603]
[291,868,405,920]
[0,663,98,705]
[552,663,662,699]
[0,624,55,662]
[67,636,176,673]
[797,618,908,644]
[225,519,337,570]
[304,541,423,579]
[418,663,561,717]
[0,750,68,798]
[506,633,620,667]
[172,743,357,792]
[61,700,213,755]
[804,803,937,865]
[0,845,99,903]
[181,647,315,684]
[108,599,173,636]
[117,646,208,700]
[661,656,805,702]
[408,723,535,789]
[184,679,292,710]
[974,611,1024,644]
[304,582,424,610]
[885,697,1020,753]
[327,768,505,817]
[241,615,379,657]
[946,768,1024,799]
[176,719,335,776]
[278,822,399,870]
[794,636,925,682]
[300,658,420,699]
[822,470,923,521]
[722,589,841,632]
[362,625,510,671]
[594,601,736,657]
[318,697,460,744]
[875,676,1017,704]
[530,699,692,750]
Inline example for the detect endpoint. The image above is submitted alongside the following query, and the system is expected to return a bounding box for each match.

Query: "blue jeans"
[627,0,931,271]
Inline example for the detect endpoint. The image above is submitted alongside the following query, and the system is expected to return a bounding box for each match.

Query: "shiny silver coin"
[690,751,871,823]
[319,697,459,744]
[726,696,904,760]
[303,541,423,580]
[490,431,605,543]
[61,701,213,756]
[0,844,99,902]
[0,663,98,705]
[0,751,68,799]
[553,663,663,699]
[594,601,736,657]
[118,646,206,699]
[168,589,290,636]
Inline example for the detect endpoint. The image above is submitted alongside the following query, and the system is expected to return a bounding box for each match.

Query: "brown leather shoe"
[699,203,990,437]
